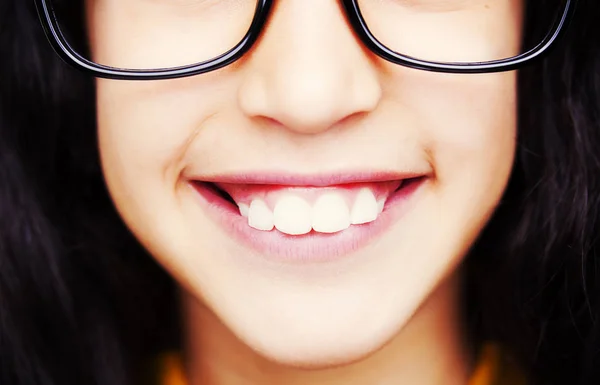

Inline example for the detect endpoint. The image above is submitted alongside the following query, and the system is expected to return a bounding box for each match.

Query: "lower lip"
[191,179,424,264]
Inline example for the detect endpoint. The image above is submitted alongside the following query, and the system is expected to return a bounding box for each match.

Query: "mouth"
[190,173,426,263]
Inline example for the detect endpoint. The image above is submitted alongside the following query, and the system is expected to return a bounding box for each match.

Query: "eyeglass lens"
[49,0,567,71]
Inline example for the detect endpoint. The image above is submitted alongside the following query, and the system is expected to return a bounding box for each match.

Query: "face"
[89,0,520,366]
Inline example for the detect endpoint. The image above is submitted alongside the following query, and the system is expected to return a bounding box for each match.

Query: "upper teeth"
[274,195,313,235]
[247,199,273,231]
[239,187,386,235]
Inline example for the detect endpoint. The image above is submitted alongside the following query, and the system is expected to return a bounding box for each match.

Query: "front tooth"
[377,199,385,214]
[350,188,379,225]
[248,199,274,231]
[238,203,249,218]
[312,192,351,233]
[273,195,312,235]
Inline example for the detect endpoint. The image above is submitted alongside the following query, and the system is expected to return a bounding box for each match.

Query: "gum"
[214,181,402,211]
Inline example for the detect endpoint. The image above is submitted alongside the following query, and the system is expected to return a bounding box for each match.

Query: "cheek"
[95,77,236,278]
[393,69,517,250]
[423,73,517,200]
[390,69,517,190]
[97,83,190,204]
[97,74,236,186]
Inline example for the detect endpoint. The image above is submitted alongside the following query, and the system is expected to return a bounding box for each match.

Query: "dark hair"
[1,1,600,385]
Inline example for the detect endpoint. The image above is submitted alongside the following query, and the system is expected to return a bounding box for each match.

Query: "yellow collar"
[156,343,521,385]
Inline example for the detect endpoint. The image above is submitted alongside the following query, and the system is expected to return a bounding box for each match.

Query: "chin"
[242,320,397,369]
[207,281,423,370]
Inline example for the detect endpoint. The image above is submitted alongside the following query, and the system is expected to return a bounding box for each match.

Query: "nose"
[237,0,382,135]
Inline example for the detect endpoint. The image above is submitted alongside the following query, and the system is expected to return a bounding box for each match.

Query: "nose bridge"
[237,0,381,135]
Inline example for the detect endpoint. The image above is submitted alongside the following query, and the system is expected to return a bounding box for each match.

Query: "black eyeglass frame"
[34,0,578,80]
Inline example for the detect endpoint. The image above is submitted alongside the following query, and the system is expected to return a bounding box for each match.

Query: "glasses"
[35,0,577,80]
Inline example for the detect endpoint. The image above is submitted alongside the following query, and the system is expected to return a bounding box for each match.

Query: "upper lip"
[186,170,429,187]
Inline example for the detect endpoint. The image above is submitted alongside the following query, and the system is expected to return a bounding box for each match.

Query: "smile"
[191,173,426,263]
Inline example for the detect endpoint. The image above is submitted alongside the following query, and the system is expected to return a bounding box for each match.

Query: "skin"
[87,1,521,384]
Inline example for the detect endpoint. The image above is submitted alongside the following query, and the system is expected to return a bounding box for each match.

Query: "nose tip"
[236,1,382,136]
[239,64,381,135]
